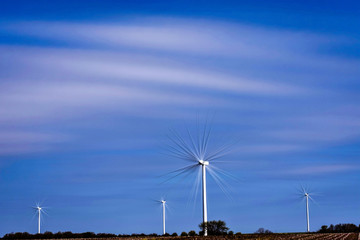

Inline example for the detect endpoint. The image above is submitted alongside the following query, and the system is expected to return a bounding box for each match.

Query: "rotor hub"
[198,160,209,166]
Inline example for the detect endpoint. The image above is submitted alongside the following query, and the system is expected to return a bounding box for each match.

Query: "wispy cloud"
[235,144,307,154]
[2,18,358,67]
[0,17,359,157]
[1,46,307,95]
[0,80,218,123]
[283,164,360,176]
[0,130,67,143]
[0,130,68,155]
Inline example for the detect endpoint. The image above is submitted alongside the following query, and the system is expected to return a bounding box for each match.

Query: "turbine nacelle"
[161,200,166,204]
[198,160,209,166]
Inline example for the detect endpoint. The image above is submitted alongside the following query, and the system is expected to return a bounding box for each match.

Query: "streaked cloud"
[0,17,359,160]
[283,164,359,176]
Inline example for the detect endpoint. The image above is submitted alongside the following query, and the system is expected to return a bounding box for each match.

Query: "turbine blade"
[308,195,319,206]
[207,167,234,201]
[150,198,162,203]
[296,193,306,200]
[41,209,49,216]
[160,164,199,184]
[205,141,234,162]
[163,164,200,197]
[201,115,214,160]
[168,129,198,161]
[170,128,197,157]
[308,191,322,197]
[200,117,208,159]
[159,164,198,177]
[209,165,241,182]
[165,202,173,216]
[162,144,197,162]
[301,185,306,194]
[187,166,202,209]
[31,210,38,220]
[186,125,200,159]
[167,135,194,160]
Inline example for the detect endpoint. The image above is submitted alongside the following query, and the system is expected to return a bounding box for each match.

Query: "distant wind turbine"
[157,199,167,235]
[300,186,316,232]
[164,120,235,236]
[32,203,46,234]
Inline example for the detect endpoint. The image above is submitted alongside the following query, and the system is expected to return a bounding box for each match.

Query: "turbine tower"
[38,206,41,234]
[161,200,166,235]
[199,160,209,236]
[165,120,235,236]
[300,187,315,233]
[33,204,44,234]
[305,192,310,232]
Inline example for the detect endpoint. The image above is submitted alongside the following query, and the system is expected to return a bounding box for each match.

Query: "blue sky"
[0,0,360,236]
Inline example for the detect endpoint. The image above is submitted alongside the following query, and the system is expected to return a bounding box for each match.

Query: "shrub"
[255,227,272,234]
[199,220,229,235]
[188,230,197,236]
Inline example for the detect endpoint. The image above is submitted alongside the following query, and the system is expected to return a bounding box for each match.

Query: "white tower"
[199,160,209,236]
[161,200,166,235]
[37,206,41,234]
[305,193,310,232]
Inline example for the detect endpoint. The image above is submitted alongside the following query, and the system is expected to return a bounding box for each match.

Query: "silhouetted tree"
[319,225,328,233]
[199,220,229,235]
[317,223,360,233]
[188,230,197,236]
[255,227,272,234]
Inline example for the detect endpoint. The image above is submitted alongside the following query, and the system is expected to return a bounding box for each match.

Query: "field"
[235,233,359,240]
[25,233,359,240]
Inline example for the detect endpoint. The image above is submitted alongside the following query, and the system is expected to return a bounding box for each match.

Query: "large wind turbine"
[165,120,234,236]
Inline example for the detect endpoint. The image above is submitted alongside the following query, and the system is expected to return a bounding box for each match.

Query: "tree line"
[3,221,360,239]
[318,223,360,233]
[2,232,118,239]
[1,230,220,239]
[2,220,233,239]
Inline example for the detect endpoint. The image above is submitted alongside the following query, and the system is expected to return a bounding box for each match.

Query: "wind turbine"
[300,187,315,233]
[164,120,235,236]
[159,199,167,235]
[32,203,46,234]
